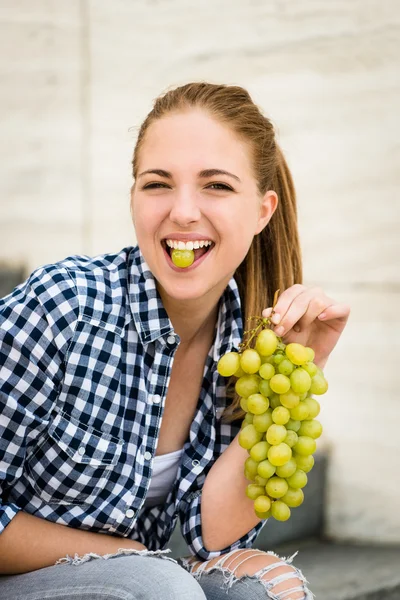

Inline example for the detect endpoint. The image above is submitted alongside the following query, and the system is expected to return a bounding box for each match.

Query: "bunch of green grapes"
[217,323,328,522]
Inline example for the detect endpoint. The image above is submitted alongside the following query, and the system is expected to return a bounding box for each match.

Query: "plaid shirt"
[0,245,265,560]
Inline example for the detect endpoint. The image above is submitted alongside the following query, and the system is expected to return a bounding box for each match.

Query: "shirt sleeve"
[0,265,78,535]
[178,419,268,561]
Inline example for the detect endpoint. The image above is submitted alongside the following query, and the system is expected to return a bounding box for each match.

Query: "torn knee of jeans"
[55,548,177,566]
[180,549,313,599]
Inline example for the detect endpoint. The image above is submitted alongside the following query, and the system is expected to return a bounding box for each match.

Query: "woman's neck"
[158,290,220,347]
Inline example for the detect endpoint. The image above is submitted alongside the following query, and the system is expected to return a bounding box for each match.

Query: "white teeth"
[164,239,213,250]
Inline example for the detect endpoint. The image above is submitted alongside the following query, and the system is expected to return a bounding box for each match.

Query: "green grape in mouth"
[217,311,328,522]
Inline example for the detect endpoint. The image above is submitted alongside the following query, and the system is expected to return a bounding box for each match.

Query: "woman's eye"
[142,182,169,190]
[207,182,234,191]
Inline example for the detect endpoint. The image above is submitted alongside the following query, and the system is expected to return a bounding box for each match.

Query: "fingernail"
[275,326,284,336]
[271,313,281,324]
[262,307,273,317]
[318,313,326,320]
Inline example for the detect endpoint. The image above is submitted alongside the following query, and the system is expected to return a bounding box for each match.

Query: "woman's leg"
[0,550,207,600]
[178,548,313,600]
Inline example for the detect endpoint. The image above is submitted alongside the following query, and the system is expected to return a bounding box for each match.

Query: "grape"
[259,363,275,380]
[310,373,329,395]
[249,440,270,462]
[244,457,259,480]
[293,436,317,456]
[294,454,315,473]
[246,484,265,500]
[271,500,291,521]
[270,374,291,394]
[286,418,301,432]
[290,402,310,421]
[281,487,304,508]
[217,352,240,377]
[272,406,291,425]
[255,509,272,519]
[238,424,263,449]
[285,343,309,366]
[290,368,312,394]
[276,458,297,478]
[259,379,273,398]
[269,393,282,409]
[240,349,262,374]
[243,412,253,425]
[254,495,272,513]
[268,443,292,466]
[266,424,287,445]
[279,390,300,409]
[247,393,269,415]
[254,475,269,486]
[171,249,195,268]
[240,397,249,412]
[303,397,321,419]
[235,374,261,397]
[273,352,285,365]
[298,419,323,439]
[234,365,246,378]
[305,347,315,362]
[303,361,318,377]
[278,358,295,376]
[257,459,276,479]
[265,476,289,498]
[253,410,273,432]
[284,430,299,448]
[287,469,308,489]
[255,328,278,356]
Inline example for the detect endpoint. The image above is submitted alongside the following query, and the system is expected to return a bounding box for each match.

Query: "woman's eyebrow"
[199,169,241,182]
[138,168,172,179]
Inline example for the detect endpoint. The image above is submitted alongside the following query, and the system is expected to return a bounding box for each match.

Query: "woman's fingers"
[318,302,351,328]
[272,289,328,337]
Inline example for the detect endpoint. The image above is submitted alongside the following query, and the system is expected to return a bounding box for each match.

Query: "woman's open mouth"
[161,239,215,271]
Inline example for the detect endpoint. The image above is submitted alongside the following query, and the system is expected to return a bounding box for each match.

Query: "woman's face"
[131,109,277,305]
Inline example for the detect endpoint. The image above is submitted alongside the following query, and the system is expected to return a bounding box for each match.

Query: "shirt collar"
[128,245,243,352]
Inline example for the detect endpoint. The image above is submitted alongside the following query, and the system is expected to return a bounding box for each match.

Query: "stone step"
[271,539,400,600]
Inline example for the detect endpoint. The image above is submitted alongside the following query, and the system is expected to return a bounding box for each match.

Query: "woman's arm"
[0,511,146,575]
[201,432,259,551]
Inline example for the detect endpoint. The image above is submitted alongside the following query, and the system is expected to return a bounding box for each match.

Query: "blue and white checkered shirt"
[0,245,265,560]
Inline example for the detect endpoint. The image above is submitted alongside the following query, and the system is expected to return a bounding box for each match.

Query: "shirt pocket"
[25,412,124,505]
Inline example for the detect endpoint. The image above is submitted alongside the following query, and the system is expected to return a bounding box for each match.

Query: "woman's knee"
[181,548,312,599]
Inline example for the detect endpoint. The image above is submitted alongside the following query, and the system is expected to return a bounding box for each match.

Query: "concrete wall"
[1,0,399,543]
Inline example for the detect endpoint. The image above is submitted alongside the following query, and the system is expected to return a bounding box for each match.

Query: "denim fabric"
[0,550,312,599]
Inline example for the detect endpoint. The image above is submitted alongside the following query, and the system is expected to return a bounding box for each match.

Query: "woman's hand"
[262,284,350,369]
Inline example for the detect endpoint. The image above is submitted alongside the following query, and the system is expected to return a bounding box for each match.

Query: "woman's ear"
[255,190,278,234]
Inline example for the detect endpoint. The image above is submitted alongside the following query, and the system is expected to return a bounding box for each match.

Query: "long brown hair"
[132,82,302,422]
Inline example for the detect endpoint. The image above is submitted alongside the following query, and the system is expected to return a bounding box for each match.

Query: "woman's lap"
[0,553,206,600]
[0,548,312,600]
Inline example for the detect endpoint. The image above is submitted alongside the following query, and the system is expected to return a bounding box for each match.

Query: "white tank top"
[143,448,184,508]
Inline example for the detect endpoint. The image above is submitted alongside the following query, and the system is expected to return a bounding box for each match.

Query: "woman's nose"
[169,189,201,226]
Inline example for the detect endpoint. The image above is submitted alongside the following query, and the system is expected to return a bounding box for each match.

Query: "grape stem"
[238,289,280,353]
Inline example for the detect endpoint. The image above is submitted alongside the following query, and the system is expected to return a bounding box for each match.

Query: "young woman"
[0,82,350,599]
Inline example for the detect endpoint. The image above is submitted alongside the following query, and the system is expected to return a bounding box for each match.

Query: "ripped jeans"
[0,547,313,600]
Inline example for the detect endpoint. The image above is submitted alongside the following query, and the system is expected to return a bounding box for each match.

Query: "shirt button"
[192,459,200,467]
[152,395,161,404]
[125,508,135,519]
[143,451,152,461]
[78,446,85,456]
[166,334,176,345]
